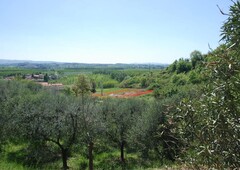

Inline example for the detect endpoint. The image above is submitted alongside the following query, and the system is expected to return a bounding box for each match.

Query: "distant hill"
[0,59,30,64]
[0,59,168,69]
[0,59,56,64]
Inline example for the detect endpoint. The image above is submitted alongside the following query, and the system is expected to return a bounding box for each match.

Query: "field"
[93,88,153,98]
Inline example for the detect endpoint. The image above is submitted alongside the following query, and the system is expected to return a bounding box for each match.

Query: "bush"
[188,71,201,84]
[172,74,187,86]
[148,83,161,90]
[102,80,118,88]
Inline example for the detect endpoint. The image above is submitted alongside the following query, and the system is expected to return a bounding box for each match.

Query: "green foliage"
[43,73,49,82]
[0,67,46,78]
[101,98,146,162]
[176,58,192,74]
[90,80,96,93]
[52,74,77,85]
[177,1,240,168]
[0,81,10,151]
[1,4,239,168]
[167,58,192,74]
[196,2,240,168]
[119,76,140,88]
[4,86,81,169]
[171,74,187,86]
[128,97,184,163]
[102,80,118,88]
[220,1,240,47]
[188,71,201,84]
[190,50,204,68]
[93,70,128,82]
[167,60,177,73]
[72,74,91,96]
[89,74,119,89]
[147,82,161,90]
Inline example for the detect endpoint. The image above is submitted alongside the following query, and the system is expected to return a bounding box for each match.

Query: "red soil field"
[93,89,153,98]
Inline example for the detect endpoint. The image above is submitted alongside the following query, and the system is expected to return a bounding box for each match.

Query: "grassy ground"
[0,143,182,170]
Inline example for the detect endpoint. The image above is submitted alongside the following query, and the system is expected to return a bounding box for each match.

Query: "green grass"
[0,147,182,170]
[0,138,178,170]
[0,160,29,170]
[95,87,122,93]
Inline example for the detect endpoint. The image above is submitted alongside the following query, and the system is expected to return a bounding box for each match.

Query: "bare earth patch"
[93,88,153,98]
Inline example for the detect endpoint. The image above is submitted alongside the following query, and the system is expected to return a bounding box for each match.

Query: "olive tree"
[72,74,104,170]
[12,91,79,170]
[101,98,145,163]
[129,98,183,163]
[0,80,12,151]
[76,96,104,170]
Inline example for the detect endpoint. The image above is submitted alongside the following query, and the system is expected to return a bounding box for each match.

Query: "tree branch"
[217,5,228,16]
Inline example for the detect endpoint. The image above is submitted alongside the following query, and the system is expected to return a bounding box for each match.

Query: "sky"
[0,0,233,64]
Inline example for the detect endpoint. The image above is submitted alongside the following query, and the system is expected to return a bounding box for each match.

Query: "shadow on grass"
[92,151,166,170]
[6,146,60,169]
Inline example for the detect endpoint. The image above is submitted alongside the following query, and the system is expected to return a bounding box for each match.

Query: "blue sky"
[0,0,232,64]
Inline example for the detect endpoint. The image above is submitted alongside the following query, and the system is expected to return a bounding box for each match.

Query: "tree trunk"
[101,83,103,96]
[89,141,94,170]
[61,148,69,170]
[120,141,125,163]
